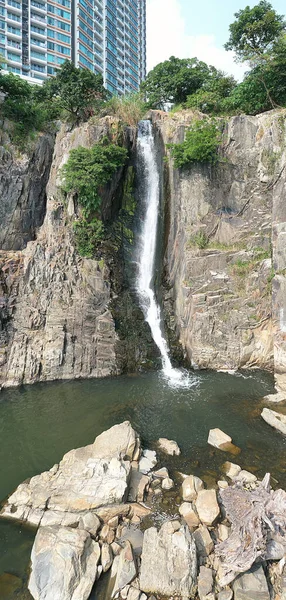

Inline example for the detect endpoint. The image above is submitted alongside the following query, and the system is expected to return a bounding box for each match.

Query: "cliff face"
[0,128,54,250]
[152,109,286,387]
[0,119,135,388]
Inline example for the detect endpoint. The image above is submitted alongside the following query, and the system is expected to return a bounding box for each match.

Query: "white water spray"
[136,120,188,386]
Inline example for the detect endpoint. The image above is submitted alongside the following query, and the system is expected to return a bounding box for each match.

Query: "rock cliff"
[152,109,286,387]
[0,119,134,387]
[1,109,286,387]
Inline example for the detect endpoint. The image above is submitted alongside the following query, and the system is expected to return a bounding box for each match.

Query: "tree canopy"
[224,1,286,62]
[140,56,212,108]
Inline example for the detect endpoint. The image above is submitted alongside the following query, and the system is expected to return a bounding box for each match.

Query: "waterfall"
[136,120,187,386]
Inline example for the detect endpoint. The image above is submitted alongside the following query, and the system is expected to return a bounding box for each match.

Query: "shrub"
[62,138,128,257]
[101,93,147,127]
[62,138,128,217]
[168,119,223,168]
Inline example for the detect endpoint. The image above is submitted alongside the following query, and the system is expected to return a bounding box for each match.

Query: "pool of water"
[0,369,285,597]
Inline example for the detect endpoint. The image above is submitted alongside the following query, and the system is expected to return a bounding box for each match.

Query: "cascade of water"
[135,120,187,386]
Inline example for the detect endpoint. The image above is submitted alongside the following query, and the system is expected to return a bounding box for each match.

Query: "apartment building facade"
[0,0,146,94]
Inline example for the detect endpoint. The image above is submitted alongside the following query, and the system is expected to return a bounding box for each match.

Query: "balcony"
[31,1,46,12]
[31,12,46,24]
[30,38,46,48]
[6,1,21,12]
[30,25,46,37]
[7,38,21,50]
[7,26,21,37]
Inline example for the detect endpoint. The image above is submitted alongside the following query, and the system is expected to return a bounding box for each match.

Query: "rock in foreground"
[28,526,100,600]
[261,408,286,435]
[1,421,139,526]
[139,521,197,597]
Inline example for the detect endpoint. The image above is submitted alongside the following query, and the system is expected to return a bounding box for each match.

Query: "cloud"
[146,0,246,81]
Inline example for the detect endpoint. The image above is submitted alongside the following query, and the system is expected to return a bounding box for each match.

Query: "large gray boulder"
[1,422,139,526]
[28,526,100,600]
[139,521,197,596]
[233,565,270,600]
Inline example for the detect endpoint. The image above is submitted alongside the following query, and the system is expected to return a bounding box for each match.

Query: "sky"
[146,0,286,81]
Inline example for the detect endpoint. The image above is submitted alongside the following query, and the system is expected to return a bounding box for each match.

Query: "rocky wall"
[152,109,286,378]
[0,119,132,387]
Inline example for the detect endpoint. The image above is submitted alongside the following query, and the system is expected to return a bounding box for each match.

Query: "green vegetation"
[0,60,110,147]
[231,247,271,276]
[188,231,209,249]
[100,93,146,127]
[62,139,128,257]
[168,119,223,168]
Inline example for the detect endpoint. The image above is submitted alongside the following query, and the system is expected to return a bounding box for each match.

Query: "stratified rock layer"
[152,109,286,382]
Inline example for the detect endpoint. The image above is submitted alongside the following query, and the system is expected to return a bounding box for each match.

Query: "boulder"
[261,408,286,435]
[138,450,157,474]
[112,541,137,597]
[193,525,214,557]
[128,469,149,502]
[198,566,214,600]
[233,565,270,600]
[182,475,204,501]
[157,438,181,456]
[101,543,113,573]
[179,502,200,529]
[139,521,197,597]
[153,467,169,479]
[1,422,138,526]
[223,462,241,479]
[28,526,100,600]
[218,591,233,600]
[162,477,174,490]
[208,429,232,449]
[196,490,220,526]
[218,480,229,489]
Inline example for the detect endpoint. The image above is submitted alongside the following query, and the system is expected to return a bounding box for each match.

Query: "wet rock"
[153,467,169,479]
[233,565,270,600]
[263,391,286,403]
[119,524,144,557]
[261,408,286,435]
[1,422,137,525]
[179,502,200,529]
[182,475,204,501]
[194,525,214,557]
[112,541,137,597]
[139,521,197,596]
[198,566,214,600]
[208,429,232,450]
[223,462,241,479]
[101,543,113,572]
[28,526,100,600]
[157,438,181,455]
[162,477,174,490]
[196,489,220,526]
[138,450,157,474]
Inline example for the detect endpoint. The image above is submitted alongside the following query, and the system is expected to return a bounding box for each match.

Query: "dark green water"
[0,369,286,598]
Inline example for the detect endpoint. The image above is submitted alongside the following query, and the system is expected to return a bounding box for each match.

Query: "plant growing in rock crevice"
[62,138,128,257]
[167,119,223,168]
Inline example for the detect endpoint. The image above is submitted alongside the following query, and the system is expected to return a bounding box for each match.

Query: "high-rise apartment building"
[0,0,146,95]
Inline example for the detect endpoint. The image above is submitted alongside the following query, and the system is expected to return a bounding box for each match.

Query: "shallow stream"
[0,369,286,598]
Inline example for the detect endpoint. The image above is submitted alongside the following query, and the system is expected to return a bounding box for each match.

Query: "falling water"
[136,120,189,386]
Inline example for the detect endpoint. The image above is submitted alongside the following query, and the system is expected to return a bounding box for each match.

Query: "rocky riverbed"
[1,420,286,600]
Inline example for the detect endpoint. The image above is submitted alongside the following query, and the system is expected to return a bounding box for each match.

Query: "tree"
[140,56,212,108]
[225,1,285,62]
[43,60,110,123]
[186,71,237,114]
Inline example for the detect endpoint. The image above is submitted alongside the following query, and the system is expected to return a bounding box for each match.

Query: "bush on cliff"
[168,119,223,168]
[62,138,128,257]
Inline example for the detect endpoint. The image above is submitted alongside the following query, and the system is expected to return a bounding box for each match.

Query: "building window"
[7,51,21,61]
[56,43,70,55]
